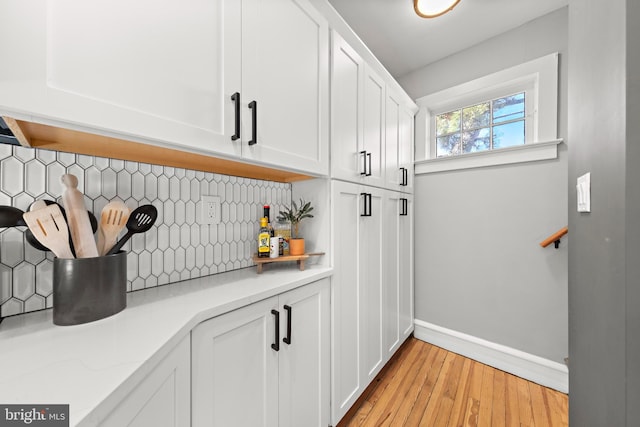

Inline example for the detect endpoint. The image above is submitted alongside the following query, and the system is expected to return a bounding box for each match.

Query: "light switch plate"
[577,172,591,212]
[200,195,221,225]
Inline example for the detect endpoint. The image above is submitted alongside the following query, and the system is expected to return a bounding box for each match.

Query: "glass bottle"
[257,217,270,258]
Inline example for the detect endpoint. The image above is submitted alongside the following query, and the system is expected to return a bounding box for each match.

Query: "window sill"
[414,139,563,175]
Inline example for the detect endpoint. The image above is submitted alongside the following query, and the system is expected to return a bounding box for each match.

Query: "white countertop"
[0,264,333,426]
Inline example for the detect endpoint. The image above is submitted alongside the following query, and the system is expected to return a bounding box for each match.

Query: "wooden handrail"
[540,226,568,248]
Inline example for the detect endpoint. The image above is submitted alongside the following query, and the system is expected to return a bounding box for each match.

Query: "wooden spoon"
[97,201,130,255]
[61,174,98,258]
[22,204,74,259]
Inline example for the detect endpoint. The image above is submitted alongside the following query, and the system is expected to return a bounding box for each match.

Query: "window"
[414,53,561,174]
[435,92,526,157]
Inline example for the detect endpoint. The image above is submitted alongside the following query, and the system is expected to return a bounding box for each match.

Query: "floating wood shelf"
[252,252,325,273]
[2,116,313,183]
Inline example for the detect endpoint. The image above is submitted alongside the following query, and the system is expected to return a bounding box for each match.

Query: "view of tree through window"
[436,93,525,157]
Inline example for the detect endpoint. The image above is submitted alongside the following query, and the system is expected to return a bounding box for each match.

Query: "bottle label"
[258,232,270,254]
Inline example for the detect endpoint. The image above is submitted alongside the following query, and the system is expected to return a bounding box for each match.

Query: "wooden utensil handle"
[61,174,98,258]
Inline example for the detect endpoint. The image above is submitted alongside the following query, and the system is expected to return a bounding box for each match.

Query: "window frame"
[434,90,530,156]
[415,53,561,174]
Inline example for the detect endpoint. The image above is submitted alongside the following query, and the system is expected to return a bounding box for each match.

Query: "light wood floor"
[338,337,568,427]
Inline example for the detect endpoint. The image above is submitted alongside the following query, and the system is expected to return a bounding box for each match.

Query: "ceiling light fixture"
[413,0,461,18]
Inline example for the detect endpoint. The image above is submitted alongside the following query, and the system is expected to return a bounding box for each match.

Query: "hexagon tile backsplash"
[0,144,291,318]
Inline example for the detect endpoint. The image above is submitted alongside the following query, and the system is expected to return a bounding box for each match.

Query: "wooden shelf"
[252,252,325,273]
[3,117,314,183]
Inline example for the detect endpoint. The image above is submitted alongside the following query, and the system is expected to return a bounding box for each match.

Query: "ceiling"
[326,0,569,79]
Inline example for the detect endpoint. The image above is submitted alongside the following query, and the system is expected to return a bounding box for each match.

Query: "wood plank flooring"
[337,337,568,427]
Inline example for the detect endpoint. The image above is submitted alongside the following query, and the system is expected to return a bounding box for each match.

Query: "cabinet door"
[241,0,329,175]
[0,0,241,155]
[385,90,402,189]
[192,297,279,427]
[362,67,386,187]
[100,335,190,427]
[399,195,415,340]
[382,191,401,361]
[330,180,362,423]
[399,105,415,193]
[330,32,364,182]
[360,187,385,384]
[279,279,330,427]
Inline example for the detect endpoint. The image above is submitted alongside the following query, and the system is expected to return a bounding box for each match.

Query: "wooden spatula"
[97,201,130,255]
[61,174,99,258]
[22,204,74,259]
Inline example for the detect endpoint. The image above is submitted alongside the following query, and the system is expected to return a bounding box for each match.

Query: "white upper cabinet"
[330,30,415,191]
[386,90,414,192]
[399,104,415,192]
[362,67,386,188]
[330,32,364,182]
[385,91,402,188]
[0,0,329,175]
[240,0,329,175]
[330,32,386,186]
[0,0,240,155]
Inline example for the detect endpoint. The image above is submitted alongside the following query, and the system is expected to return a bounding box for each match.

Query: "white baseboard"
[413,319,568,393]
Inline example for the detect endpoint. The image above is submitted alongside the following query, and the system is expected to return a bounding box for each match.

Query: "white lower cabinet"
[192,278,330,427]
[399,195,414,341]
[331,180,413,425]
[100,335,191,427]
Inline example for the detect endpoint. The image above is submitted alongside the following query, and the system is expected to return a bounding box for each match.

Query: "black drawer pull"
[361,193,372,217]
[360,151,367,175]
[400,198,408,216]
[231,92,240,141]
[271,309,280,351]
[249,100,257,146]
[283,305,292,345]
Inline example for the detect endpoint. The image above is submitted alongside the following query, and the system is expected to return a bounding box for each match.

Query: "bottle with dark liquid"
[263,205,275,237]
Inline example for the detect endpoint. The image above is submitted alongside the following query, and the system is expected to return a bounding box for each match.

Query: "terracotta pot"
[289,238,305,256]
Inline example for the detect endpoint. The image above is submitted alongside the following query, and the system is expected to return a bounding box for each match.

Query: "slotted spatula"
[22,204,74,259]
[97,201,130,255]
[106,205,158,255]
[24,200,99,253]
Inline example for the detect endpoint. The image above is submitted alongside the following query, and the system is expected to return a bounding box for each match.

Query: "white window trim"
[414,52,561,174]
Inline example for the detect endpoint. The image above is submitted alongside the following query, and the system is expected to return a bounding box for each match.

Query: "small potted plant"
[277,198,314,256]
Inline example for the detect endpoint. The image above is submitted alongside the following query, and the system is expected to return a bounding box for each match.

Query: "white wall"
[402,7,569,364]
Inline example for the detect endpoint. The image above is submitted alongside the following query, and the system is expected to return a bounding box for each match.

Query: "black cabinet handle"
[367,152,372,177]
[360,193,367,216]
[400,167,407,186]
[360,151,367,175]
[400,198,408,216]
[283,305,292,345]
[249,100,257,146]
[231,92,240,141]
[361,193,372,217]
[271,309,280,351]
[404,168,409,186]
